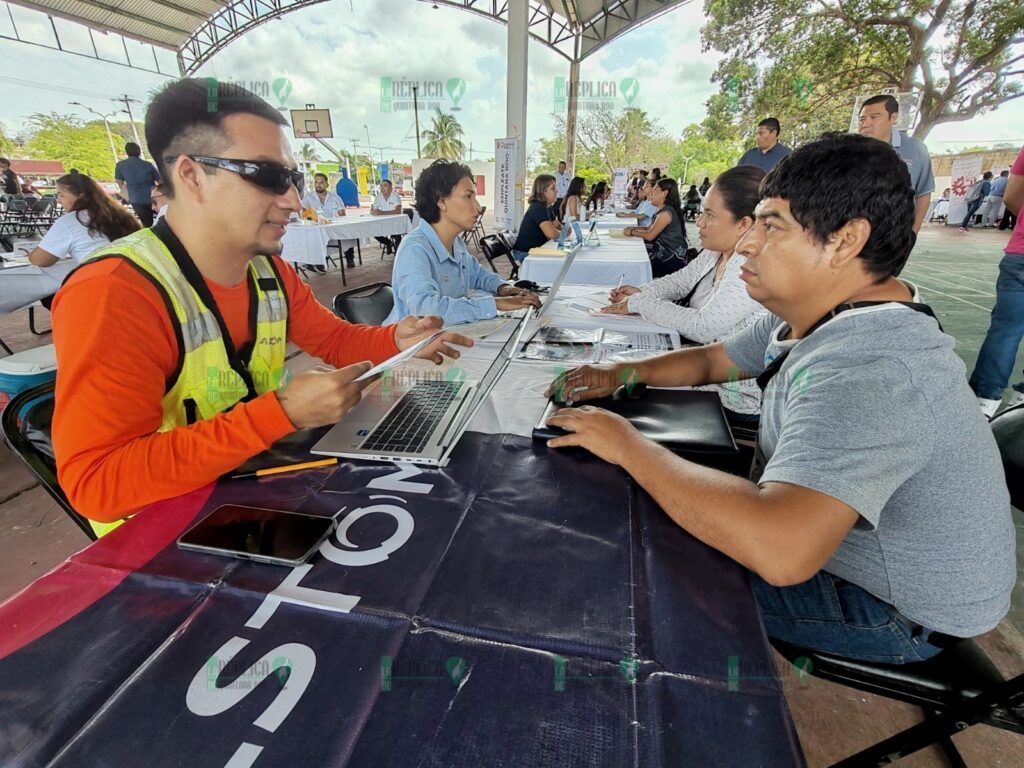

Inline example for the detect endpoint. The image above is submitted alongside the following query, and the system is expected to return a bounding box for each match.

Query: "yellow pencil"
[232,458,338,479]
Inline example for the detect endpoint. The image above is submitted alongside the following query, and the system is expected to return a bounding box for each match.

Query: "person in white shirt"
[302,172,355,270]
[616,179,657,227]
[553,160,571,211]
[151,181,168,223]
[2,171,139,314]
[558,176,587,223]
[370,179,405,255]
[603,165,769,423]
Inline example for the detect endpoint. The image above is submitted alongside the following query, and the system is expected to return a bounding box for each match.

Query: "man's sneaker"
[978,397,1001,419]
[958,227,968,232]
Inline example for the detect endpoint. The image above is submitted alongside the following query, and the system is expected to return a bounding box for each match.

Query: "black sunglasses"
[166,155,305,196]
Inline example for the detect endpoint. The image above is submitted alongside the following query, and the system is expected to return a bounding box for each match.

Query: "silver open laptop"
[311,310,534,466]
[537,240,580,318]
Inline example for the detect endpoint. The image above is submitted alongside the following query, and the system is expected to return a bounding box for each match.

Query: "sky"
[1,0,1022,166]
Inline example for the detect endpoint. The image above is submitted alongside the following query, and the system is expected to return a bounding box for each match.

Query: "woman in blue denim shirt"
[385,160,540,325]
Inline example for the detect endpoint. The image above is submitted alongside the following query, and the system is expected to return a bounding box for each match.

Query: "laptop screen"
[443,309,534,441]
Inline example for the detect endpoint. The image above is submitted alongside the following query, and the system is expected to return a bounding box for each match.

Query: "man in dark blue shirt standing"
[114,142,160,227]
[736,118,792,173]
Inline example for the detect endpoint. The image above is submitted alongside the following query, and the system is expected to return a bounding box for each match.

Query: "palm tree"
[298,142,319,163]
[421,110,466,160]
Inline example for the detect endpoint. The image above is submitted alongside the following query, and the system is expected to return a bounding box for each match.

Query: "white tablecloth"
[280,214,412,266]
[0,259,75,315]
[518,234,652,287]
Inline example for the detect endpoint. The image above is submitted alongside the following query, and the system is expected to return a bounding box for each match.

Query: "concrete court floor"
[0,215,1021,767]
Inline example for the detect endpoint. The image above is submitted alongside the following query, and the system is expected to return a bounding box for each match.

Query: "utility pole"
[70,102,119,168]
[117,95,143,152]
[412,85,422,159]
[364,124,377,188]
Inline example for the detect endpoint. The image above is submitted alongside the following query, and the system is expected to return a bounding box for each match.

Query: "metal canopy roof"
[8,0,685,73]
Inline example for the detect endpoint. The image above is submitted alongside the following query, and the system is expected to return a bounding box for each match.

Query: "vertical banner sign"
[947,155,983,227]
[613,168,628,198]
[495,138,518,231]
[357,166,369,196]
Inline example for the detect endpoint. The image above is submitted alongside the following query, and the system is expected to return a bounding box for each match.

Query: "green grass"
[901,223,1023,387]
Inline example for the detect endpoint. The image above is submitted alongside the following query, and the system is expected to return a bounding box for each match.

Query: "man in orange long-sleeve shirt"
[51,79,470,528]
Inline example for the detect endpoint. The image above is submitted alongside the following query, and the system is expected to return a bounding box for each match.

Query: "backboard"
[290,109,333,139]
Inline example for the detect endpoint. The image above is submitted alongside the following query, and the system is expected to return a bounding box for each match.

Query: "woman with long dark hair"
[2,172,140,314]
[604,166,768,422]
[511,173,562,262]
[27,171,140,267]
[559,176,587,221]
[586,180,608,212]
[621,178,688,277]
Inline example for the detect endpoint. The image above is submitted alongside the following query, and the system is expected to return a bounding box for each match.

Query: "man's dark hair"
[758,117,781,135]
[314,172,328,183]
[760,132,916,280]
[982,171,994,180]
[414,159,474,223]
[146,78,288,197]
[861,94,900,115]
[558,160,566,167]
[0,158,9,168]
[381,178,393,187]
[125,142,142,157]
[1000,170,1010,177]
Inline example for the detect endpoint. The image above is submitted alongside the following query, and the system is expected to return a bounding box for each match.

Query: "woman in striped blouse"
[602,165,768,422]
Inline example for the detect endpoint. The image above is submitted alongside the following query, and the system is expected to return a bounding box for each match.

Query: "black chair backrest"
[31,199,52,213]
[479,235,504,272]
[403,207,415,222]
[7,199,28,214]
[333,282,394,326]
[1,381,95,540]
[991,403,1024,508]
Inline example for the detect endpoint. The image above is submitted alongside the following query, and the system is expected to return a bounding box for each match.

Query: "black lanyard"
[748,299,941,482]
[755,300,941,392]
[153,219,268,402]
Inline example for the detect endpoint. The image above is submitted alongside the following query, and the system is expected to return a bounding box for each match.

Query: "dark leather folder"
[532,386,737,454]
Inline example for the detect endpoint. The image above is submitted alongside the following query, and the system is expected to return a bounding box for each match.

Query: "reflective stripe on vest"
[77,229,288,537]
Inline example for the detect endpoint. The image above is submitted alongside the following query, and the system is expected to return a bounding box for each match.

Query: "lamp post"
[681,154,695,187]
[70,101,119,168]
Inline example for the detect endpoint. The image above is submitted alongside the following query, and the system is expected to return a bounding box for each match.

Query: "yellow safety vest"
[75,228,289,536]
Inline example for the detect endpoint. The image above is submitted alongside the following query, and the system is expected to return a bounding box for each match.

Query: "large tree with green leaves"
[551,105,677,177]
[421,110,466,160]
[22,113,119,179]
[703,0,1024,142]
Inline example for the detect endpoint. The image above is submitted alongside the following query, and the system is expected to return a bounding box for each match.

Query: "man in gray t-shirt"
[858,94,935,233]
[543,133,1015,664]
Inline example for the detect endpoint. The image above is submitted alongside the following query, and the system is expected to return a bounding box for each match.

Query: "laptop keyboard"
[360,380,464,454]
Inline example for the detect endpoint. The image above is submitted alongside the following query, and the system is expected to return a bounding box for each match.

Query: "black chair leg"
[926,710,969,768]
[357,241,363,265]
[29,306,51,336]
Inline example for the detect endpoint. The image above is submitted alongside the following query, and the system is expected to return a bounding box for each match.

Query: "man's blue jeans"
[961,198,984,228]
[750,571,945,664]
[970,253,1024,400]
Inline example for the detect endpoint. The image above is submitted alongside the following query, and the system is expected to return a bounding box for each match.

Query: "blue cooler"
[0,344,58,422]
